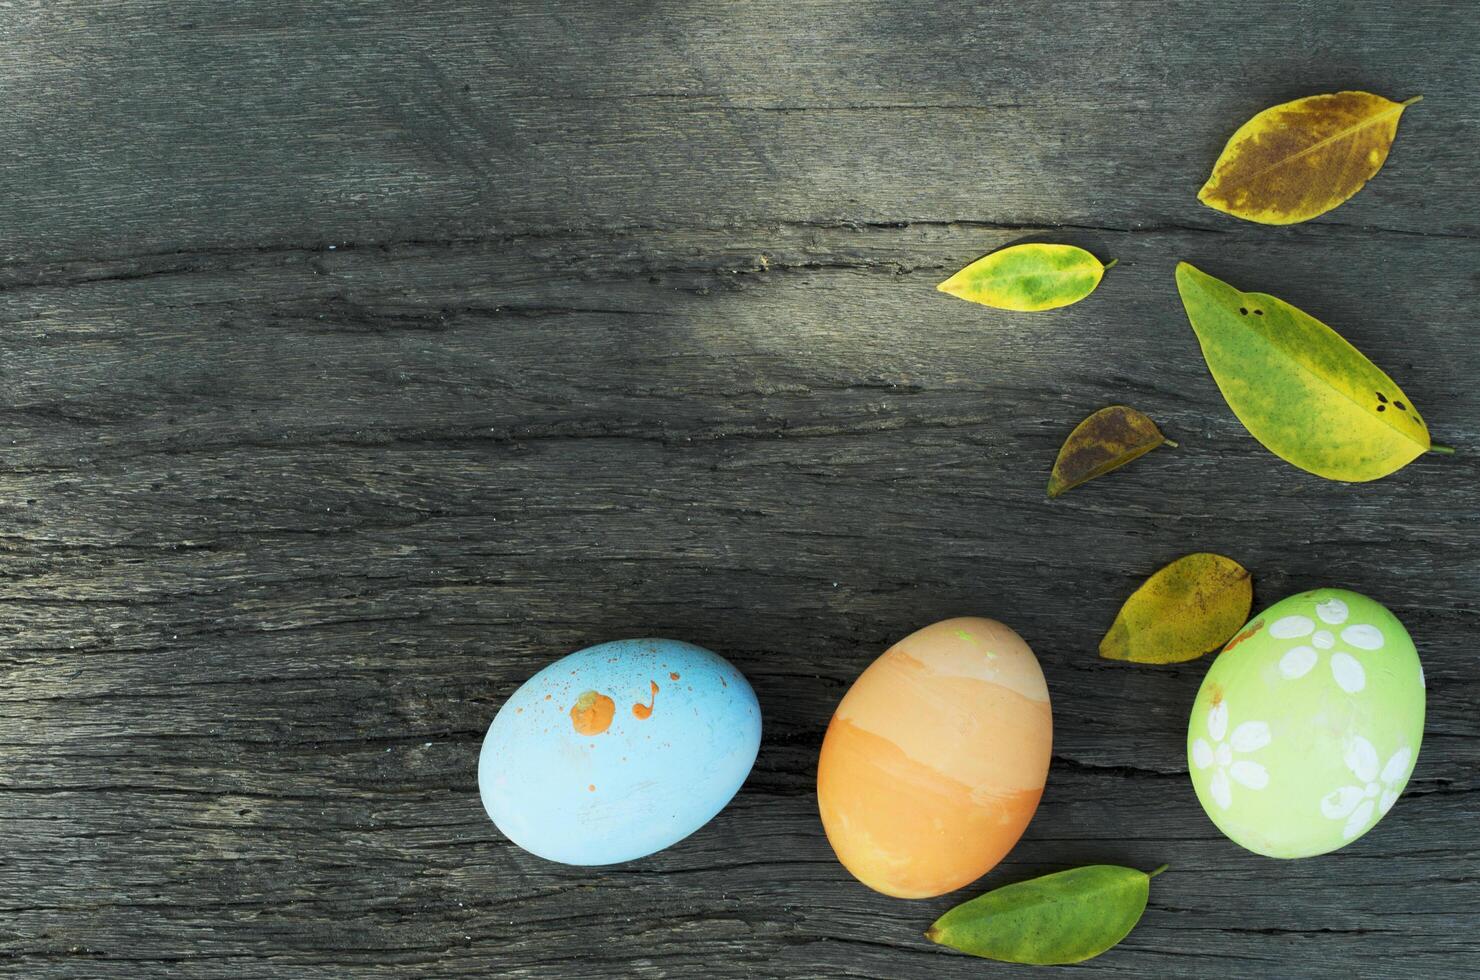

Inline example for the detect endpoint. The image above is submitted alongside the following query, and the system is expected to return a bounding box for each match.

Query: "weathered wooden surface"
[1,1,1476,976]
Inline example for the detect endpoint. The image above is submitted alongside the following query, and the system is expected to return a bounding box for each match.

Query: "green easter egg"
[1187,589,1424,858]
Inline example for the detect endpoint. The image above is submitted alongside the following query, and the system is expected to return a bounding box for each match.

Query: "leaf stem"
[1402,95,1424,107]
[1147,864,1169,878]
[1102,258,1118,271]
[1162,438,1179,449]
[1429,444,1456,455]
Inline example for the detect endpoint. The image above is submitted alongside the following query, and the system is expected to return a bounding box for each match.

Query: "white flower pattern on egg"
[1272,597,1382,693]
[1320,736,1413,840]
[1191,701,1270,811]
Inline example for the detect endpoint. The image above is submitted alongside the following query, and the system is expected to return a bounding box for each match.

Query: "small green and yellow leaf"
[937,243,1113,312]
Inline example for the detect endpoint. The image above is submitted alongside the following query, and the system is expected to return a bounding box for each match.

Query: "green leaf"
[937,243,1114,311]
[926,864,1165,965]
[1176,262,1432,482]
[1047,405,1175,498]
[1100,553,1253,664]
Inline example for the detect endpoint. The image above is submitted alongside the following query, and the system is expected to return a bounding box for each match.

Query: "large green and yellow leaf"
[1175,262,1431,482]
[937,243,1113,311]
[1198,91,1421,225]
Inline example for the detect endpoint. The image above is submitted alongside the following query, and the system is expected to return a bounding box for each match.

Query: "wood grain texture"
[0,1,1476,977]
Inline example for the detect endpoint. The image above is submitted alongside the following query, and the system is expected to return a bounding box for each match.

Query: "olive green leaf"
[926,864,1166,965]
[1198,92,1421,225]
[1100,553,1252,664]
[1047,405,1175,498]
[937,243,1114,311]
[1176,262,1440,482]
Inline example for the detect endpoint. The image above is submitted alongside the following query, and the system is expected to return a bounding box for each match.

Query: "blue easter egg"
[478,638,761,865]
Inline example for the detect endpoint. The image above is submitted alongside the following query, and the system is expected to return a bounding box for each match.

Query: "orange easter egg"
[817,617,1052,898]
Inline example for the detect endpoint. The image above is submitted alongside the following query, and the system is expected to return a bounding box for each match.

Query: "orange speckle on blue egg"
[570,691,615,735]
[633,680,660,719]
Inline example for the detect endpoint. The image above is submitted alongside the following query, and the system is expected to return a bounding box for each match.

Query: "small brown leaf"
[1047,406,1173,498]
[1100,553,1253,664]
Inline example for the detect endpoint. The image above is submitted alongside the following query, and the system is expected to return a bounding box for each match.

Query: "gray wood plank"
[0,2,1476,977]
[1,0,1475,261]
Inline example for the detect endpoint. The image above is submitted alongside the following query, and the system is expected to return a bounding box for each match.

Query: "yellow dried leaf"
[1100,554,1253,665]
[1198,91,1421,225]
